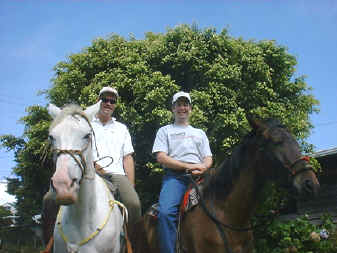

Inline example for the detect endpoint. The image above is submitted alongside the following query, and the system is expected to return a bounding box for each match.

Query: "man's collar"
[93,114,116,123]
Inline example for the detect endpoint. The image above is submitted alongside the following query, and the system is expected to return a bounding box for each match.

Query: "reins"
[188,175,258,231]
[186,174,234,253]
[56,179,127,248]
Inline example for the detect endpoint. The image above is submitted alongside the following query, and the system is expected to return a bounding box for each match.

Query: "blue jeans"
[158,171,190,253]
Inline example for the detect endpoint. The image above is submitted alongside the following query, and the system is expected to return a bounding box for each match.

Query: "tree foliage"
[0,205,12,227]
[0,24,318,217]
[0,106,52,223]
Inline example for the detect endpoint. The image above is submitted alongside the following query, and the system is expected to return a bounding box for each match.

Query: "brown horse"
[133,118,320,253]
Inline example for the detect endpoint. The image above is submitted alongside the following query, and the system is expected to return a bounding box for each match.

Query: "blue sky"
[0,0,336,181]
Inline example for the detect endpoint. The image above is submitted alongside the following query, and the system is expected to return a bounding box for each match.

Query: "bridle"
[53,146,93,183]
[286,156,313,177]
[51,112,111,184]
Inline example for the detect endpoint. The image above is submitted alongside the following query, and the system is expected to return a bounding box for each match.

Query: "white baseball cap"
[172,91,191,104]
[99,86,119,97]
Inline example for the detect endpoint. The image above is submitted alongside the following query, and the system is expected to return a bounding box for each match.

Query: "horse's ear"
[247,117,268,133]
[47,104,61,119]
[84,101,101,120]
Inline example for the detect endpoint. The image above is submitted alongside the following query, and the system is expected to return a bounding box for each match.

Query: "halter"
[53,147,94,183]
[51,111,114,185]
[287,156,313,177]
[259,127,314,177]
[51,112,115,185]
[258,136,314,179]
[51,112,98,183]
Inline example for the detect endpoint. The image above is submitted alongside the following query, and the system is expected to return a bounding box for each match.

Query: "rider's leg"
[105,173,141,252]
[158,172,189,253]
[41,189,59,247]
[107,174,142,226]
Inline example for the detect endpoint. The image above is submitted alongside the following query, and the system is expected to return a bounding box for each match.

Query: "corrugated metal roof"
[311,147,337,158]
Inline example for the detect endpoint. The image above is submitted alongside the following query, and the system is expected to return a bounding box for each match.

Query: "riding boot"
[41,191,60,252]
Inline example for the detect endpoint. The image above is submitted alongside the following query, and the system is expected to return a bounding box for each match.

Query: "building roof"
[311,147,337,158]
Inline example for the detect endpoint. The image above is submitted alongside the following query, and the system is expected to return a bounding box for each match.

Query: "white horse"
[47,103,125,253]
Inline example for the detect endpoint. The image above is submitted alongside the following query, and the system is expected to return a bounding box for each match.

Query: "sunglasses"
[101,97,117,104]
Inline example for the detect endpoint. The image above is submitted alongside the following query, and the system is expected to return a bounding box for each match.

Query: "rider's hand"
[94,162,106,175]
[186,163,207,175]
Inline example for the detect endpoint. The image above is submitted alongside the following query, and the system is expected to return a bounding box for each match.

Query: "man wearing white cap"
[92,86,141,227]
[152,91,213,253]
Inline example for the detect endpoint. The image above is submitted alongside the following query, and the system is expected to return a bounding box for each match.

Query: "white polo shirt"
[91,115,134,175]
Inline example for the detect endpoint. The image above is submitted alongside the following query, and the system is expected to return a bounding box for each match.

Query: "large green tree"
[0,24,318,217]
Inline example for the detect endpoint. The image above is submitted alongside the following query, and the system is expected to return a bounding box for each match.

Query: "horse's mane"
[202,118,285,200]
[49,104,86,131]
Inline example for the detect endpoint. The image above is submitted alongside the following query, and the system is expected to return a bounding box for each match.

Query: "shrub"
[254,213,336,253]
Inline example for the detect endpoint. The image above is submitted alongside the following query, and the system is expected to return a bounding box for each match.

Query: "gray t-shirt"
[152,124,212,166]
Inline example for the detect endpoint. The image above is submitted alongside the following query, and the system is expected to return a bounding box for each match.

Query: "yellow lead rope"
[56,181,126,247]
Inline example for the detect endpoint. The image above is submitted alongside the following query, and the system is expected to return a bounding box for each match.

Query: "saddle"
[99,173,121,201]
[147,177,204,218]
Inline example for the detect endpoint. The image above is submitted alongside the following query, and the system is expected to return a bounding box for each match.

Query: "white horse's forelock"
[49,104,86,131]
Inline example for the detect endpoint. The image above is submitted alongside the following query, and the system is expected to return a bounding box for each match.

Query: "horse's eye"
[270,134,283,145]
[84,133,91,140]
[274,141,283,145]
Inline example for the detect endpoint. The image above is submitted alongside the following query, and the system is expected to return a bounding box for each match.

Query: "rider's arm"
[203,156,213,170]
[156,152,212,175]
[156,151,190,171]
[123,153,135,187]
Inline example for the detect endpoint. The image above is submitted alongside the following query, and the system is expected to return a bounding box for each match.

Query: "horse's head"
[248,117,320,198]
[48,104,95,205]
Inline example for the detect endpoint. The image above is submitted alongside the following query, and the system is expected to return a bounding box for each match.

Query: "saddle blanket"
[147,182,202,218]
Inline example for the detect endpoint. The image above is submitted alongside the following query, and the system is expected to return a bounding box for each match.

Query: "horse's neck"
[64,174,111,228]
[216,158,266,226]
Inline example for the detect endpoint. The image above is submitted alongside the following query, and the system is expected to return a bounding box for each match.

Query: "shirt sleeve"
[152,126,169,154]
[199,130,212,159]
[123,127,134,156]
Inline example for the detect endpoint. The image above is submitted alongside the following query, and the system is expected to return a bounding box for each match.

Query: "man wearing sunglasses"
[92,86,141,228]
